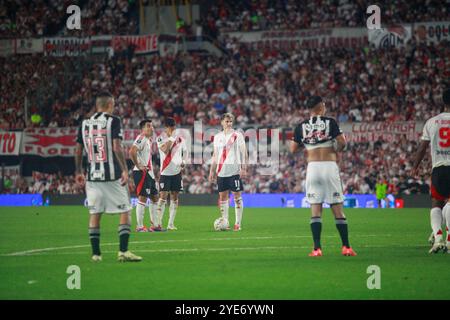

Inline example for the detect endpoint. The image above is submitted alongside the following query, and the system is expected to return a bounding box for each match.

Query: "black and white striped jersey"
[76,112,124,181]
[293,116,342,150]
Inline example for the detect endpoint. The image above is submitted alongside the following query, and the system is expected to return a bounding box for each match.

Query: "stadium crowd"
[203,0,448,34]
[1,0,448,196]
[1,40,448,130]
[0,0,138,38]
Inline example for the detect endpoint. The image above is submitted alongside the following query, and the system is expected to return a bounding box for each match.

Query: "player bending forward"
[156,117,188,230]
[209,113,247,231]
[75,91,142,262]
[129,119,160,232]
[291,96,356,257]
[412,88,450,254]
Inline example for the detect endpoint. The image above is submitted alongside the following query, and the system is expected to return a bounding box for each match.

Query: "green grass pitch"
[0,206,449,300]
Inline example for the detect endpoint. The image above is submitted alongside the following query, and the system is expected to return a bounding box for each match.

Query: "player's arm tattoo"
[75,143,83,175]
[160,140,173,155]
[290,140,300,153]
[412,140,430,170]
[129,145,140,167]
[113,139,128,172]
[210,147,217,175]
[335,134,347,152]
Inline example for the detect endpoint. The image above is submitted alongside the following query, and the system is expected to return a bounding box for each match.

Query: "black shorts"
[217,175,244,193]
[132,170,158,197]
[431,166,450,201]
[159,173,183,192]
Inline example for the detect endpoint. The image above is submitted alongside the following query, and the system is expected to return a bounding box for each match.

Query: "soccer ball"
[214,217,229,231]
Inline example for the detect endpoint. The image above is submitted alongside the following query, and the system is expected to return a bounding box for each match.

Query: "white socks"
[234,197,243,226]
[220,200,229,222]
[149,201,158,227]
[443,203,450,243]
[168,200,179,227]
[136,201,146,228]
[430,207,443,241]
[157,199,167,227]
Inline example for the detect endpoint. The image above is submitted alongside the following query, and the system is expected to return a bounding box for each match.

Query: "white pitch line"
[8,243,429,256]
[1,234,392,257]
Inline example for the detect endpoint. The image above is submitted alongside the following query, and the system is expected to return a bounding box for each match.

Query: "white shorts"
[305,161,345,205]
[86,180,132,214]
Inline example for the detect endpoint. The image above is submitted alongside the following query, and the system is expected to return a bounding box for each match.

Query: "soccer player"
[428,201,449,245]
[411,88,450,253]
[129,119,160,232]
[290,96,356,257]
[208,113,247,231]
[156,117,187,230]
[75,91,142,262]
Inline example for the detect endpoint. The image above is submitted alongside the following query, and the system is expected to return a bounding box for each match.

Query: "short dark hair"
[97,91,113,99]
[164,117,176,127]
[306,96,323,109]
[139,119,152,129]
[443,88,450,105]
[96,91,114,109]
[221,113,234,121]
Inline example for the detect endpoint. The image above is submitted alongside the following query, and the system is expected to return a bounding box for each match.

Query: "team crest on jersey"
[146,188,151,195]
[160,182,164,188]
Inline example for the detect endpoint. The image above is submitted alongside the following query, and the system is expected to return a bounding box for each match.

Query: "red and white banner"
[112,35,159,54]
[16,38,44,54]
[0,132,22,155]
[90,35,113,54]
[21,128,78,157]
[226,28,368,49]
[284,122,423,143]
[414,21,450,44]
[337,122,422,142]
[44,37,91,56]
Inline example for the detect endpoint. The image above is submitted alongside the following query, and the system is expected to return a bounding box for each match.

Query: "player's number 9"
[438,127,450,148]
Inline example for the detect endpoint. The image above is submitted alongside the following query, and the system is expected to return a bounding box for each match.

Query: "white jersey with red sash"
[157,132,187,176]
[421,112,450,168]
[213,130,245,178]
[132,134,155,179]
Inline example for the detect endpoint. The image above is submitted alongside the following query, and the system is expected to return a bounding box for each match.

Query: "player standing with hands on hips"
[156,117,188,230]
[209,113,248,231]
[129,119,160,232]
[411,88,450,254]
[291,96,356,257]
[75,91,142,262]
